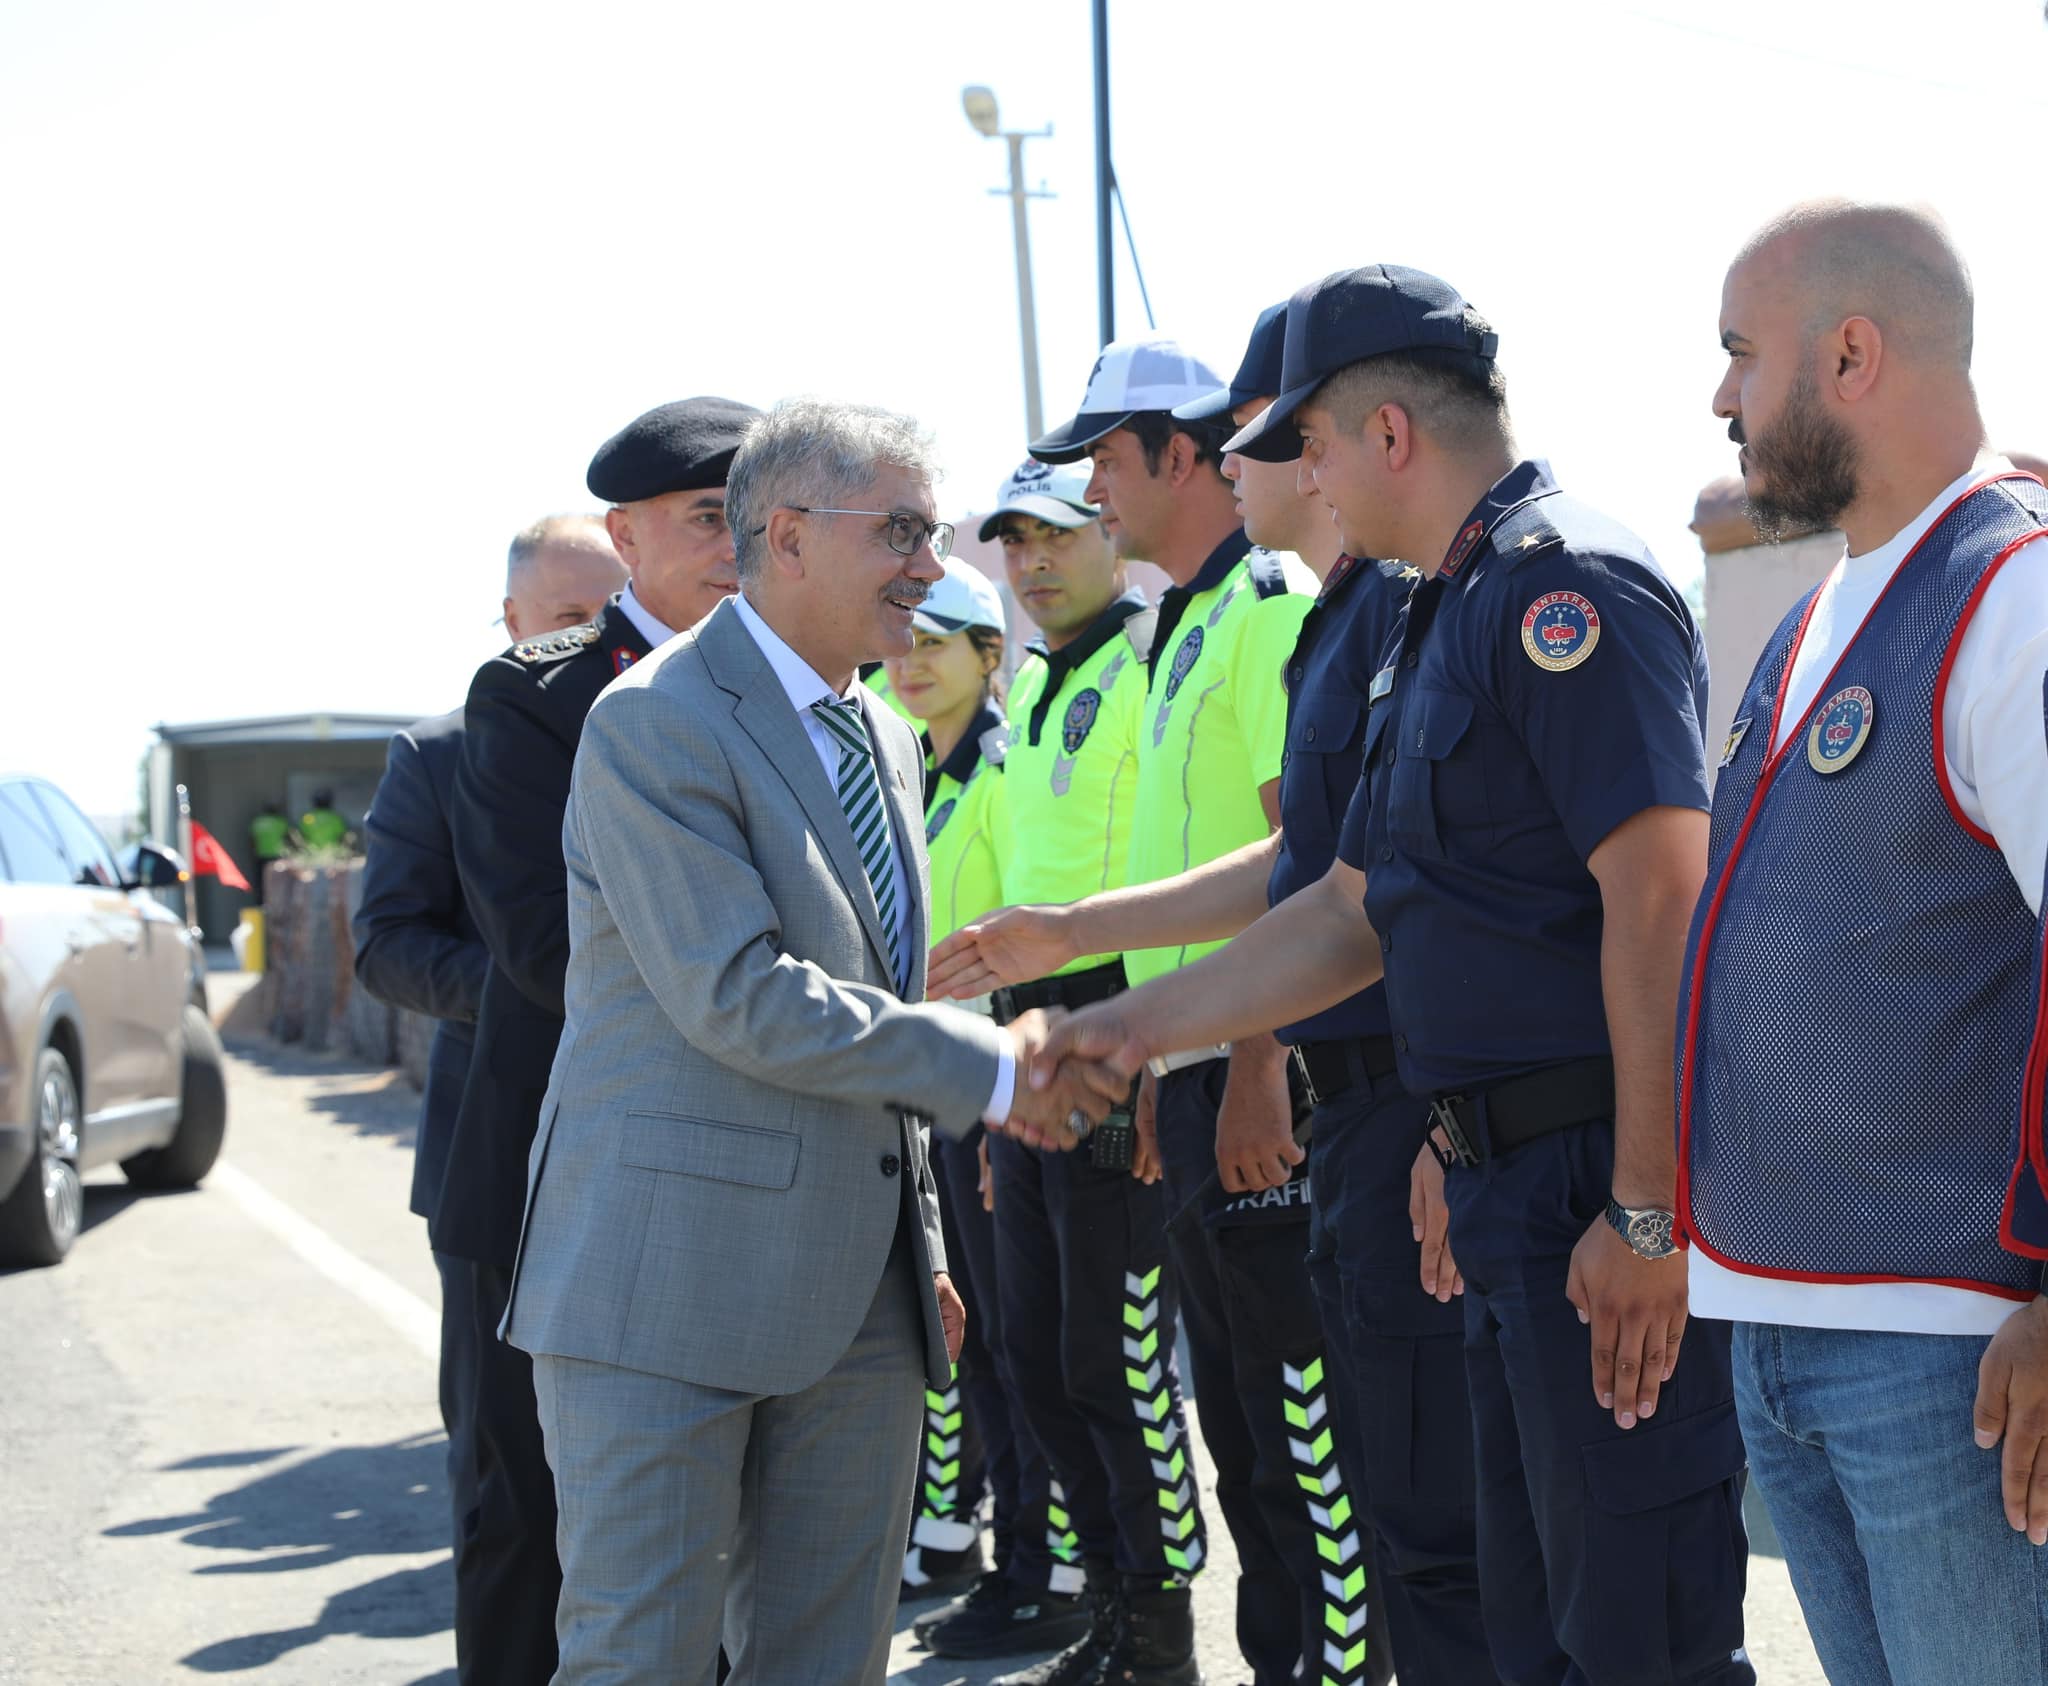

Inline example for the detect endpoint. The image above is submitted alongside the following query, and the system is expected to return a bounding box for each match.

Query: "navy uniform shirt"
[1270,555,1416,1045]
[1336,460,1710,1096]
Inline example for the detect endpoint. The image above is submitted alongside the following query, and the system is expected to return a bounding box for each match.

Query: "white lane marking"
[209,1162,439,1363]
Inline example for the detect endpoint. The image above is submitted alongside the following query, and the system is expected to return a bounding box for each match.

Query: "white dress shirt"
[1690,459,2048,1336]
[614,581,679,650]
[731,593,1014,1124]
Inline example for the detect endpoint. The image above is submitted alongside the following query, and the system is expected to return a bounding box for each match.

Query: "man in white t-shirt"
[1688,198,2048,1682]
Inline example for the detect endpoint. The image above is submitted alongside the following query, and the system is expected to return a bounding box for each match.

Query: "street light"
[961,84,1050,441]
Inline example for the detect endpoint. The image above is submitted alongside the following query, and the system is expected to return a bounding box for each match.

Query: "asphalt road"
[0,1005,1824,1684]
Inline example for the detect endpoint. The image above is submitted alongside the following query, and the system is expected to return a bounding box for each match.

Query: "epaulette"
[510,623,600,664]
[1244,546,1293,599]
[1119,606,1159,663]
[978,723,1011,768]
[1493,504,1566,572]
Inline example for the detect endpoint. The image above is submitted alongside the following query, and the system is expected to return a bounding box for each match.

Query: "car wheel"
[0,1046,85,1267]
[121,1005,227,1191]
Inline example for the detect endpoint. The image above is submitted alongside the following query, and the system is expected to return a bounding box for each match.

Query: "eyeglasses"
[772,507,955,561]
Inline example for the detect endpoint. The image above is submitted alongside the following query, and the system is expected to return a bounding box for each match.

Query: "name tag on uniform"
[1368,666,1396,704]
[1717,717,1751,769]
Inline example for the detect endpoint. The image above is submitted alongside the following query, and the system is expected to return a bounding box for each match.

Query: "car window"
[0,782,78,886]
[32,784,122,888]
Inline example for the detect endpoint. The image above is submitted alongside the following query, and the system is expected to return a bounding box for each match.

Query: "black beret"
[585,396,762,503]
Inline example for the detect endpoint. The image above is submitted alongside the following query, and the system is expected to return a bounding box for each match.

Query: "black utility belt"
[1290,1035,1398,1109]
[1428,1056,1614,1169]
[990,959,1128,1026]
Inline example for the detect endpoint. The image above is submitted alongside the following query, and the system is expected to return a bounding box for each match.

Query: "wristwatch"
[1604,1198,1678,1260]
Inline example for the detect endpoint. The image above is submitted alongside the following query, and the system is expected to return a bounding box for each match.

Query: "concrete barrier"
[260,858,431,1089]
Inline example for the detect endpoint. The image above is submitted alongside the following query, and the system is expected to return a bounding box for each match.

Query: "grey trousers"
[533,1227,926,1685]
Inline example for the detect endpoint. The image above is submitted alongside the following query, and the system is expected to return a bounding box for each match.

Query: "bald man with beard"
[1685,200,2048,1681]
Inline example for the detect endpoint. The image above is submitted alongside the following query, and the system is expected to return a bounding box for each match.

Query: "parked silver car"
[0,775,227,1267]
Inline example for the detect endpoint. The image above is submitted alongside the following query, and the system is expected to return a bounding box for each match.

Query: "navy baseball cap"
[1030,334,1227,463]
[1172,301,1290,424]
[1224,266,1499,463]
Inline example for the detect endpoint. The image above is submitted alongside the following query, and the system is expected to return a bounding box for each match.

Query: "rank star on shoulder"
[1518,533,1543,549]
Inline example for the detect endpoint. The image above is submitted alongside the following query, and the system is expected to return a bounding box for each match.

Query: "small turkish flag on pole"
[189,820,253,893]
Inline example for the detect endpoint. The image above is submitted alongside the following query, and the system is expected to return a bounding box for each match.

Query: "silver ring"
[1066,1108,1094,1139]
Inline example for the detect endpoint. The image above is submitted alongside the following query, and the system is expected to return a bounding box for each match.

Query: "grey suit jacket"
[501,598,1009,1395]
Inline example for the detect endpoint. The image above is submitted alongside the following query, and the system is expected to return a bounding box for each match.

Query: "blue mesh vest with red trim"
[1678,475,2048,1299]
[2014,672,2048,1259]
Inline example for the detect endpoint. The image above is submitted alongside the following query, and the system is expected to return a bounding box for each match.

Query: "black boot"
[923,1576,1093,1660]
[989,1560,1123,1685]
[1096,1581,1200,1686]
[913,1567,1006,1644]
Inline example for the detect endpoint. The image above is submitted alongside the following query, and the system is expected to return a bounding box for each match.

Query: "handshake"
[989,1007,1151,1153]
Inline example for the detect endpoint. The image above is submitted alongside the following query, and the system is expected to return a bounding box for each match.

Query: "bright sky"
[6,0,2045,816]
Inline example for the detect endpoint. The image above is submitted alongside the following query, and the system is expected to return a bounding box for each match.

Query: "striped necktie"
[810,696,904,988]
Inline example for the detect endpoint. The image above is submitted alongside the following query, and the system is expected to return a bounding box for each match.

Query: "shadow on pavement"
[107,1429,448,1566]
[0,1183,172,1277]
[79,1182,149,1236]
[105,1430,454,1670]
[179,1561,452,1673]
[164,1447,301,1473]
[223,1037,421,1150]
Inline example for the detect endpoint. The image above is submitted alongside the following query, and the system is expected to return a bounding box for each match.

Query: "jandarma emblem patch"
[1520,592,1601,671]
[1807,686,1875,773]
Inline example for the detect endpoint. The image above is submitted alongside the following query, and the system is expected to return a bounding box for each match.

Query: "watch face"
[1608,1199,1676,1257]
[1627,1209,1675,1255]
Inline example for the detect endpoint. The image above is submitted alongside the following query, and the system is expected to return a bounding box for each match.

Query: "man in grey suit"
[503,398,1121,1685]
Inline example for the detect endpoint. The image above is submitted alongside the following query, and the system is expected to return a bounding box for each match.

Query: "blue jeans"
[1733,1321,2048,1684]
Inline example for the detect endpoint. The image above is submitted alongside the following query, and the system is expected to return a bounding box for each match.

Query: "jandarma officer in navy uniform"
[441,396,758,1686]
[1031,266,1754,1685]
[1181,306,1482,1685]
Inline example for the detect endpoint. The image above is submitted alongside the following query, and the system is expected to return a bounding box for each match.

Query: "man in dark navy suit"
[440,398,758,1684]
[352,519,623,1682]
[352,707,491,1664]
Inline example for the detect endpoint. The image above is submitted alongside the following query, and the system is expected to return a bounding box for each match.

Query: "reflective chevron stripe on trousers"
[904,1375,983,1585]
[986,1136,1204,1593]
[1155,1060,1391,1686]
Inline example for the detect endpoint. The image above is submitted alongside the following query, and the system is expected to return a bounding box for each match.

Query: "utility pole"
[1092,0,1114,347]
[962,86,1051,441]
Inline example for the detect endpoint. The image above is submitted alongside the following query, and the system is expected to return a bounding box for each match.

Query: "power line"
[1111,167,1156,331]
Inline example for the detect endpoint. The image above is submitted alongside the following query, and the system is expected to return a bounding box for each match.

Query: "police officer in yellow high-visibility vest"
[937,336,1381,1686]
[919,456,1209,1682]
[883,558,1056,1637]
